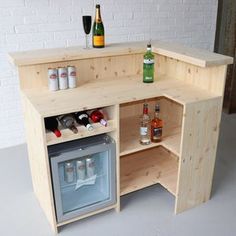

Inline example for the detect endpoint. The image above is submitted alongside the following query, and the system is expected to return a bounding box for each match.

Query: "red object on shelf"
[90,110,107,127]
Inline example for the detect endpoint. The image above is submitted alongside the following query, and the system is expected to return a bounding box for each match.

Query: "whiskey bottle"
[151,104,163,142]
[143,44,154,83]
[140,103,151,145]
[92,4,105,48]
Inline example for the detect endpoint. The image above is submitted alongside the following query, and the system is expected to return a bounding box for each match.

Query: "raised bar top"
[9,40,233,68]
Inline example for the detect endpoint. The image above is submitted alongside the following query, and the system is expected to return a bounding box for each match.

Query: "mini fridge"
[48,134,116,223]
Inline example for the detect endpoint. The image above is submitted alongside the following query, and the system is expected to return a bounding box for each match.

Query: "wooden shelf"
[120,146,178,196]
[21,75,220,117]
[120,116,181,157]
[46,120,116,146]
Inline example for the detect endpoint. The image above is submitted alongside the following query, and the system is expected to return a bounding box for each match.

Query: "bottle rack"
[45,106,117,146]
[9,40,233,233]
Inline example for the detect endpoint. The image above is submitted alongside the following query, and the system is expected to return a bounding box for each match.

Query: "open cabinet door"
[214,0,236,113]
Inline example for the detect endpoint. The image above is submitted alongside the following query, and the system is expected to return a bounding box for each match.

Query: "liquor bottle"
[58,114,78,134]
[140,103,151,145]
[92,4,105,48]
[90,109,107,126]
[143,44,154,83]
[75,111,94,131]
[151,104,163,143]
[45,117,61,138]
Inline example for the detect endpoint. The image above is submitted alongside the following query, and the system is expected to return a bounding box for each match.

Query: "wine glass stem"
[85,34,89,49]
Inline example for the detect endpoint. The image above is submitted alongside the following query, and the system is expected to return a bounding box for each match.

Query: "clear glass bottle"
[140,103,151,145]
[143,44,154,83]
[151,104,163,143]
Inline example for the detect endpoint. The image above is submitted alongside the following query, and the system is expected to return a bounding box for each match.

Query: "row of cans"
[48,66,77,91]
[64,156,95,183]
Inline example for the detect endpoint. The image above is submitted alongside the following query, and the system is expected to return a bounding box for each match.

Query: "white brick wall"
[0,0,218,149]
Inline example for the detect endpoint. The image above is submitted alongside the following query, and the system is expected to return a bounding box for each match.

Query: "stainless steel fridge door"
[50,141,116,223]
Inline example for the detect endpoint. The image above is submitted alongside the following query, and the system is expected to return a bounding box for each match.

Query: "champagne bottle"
[58,114,78,134]
[143,44,154,83]
[92,4,105,48]
[90,109,107,126]
[75,111,94,131]
[45,117,61,138]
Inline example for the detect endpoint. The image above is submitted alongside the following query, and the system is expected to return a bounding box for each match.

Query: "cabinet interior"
[119,97,183,196]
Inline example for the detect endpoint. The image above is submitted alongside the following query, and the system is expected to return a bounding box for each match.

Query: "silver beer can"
[86,156,95,178]
[76,159,86,180]
[58,67,68,90]
[48,68,59,91]
[67,66,77,89]
[64,162,74,183]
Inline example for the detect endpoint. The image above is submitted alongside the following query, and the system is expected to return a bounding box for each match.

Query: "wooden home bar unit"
[9,41,233,233]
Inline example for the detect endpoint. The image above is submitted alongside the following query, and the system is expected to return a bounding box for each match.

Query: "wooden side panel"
[18,54,143,90]
[107,105,120,212]
[175,97,222,213]
[22,94,57,233]
[156,55,228,96]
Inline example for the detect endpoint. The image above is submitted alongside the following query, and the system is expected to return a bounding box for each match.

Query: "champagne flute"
[82,15,92,49]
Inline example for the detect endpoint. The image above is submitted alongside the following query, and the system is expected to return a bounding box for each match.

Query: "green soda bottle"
[143,44,154,83]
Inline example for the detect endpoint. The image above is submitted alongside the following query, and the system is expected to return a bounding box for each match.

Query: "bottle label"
[152,127,162,139]
[140,127,148,136]
[144,59,154,64]
[78,114,88,119]
[93,36,104,46]
[144,76,153,81]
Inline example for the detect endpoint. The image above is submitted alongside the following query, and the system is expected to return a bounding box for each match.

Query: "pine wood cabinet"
[9,41,233,233]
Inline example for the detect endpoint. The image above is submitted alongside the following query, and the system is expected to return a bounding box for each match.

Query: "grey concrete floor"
[0,113,235,236]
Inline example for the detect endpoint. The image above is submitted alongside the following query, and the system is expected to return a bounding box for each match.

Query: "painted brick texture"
[0,0,218,148]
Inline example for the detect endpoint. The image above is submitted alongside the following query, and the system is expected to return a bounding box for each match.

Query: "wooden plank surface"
[153,41,233,67]
[175,97,222,213]
[9,40,233,67]
[157,55,228,96]
[17,53,143,90]
[120,147,179,196]
[22,94,58,233]
[22,75,220,117]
